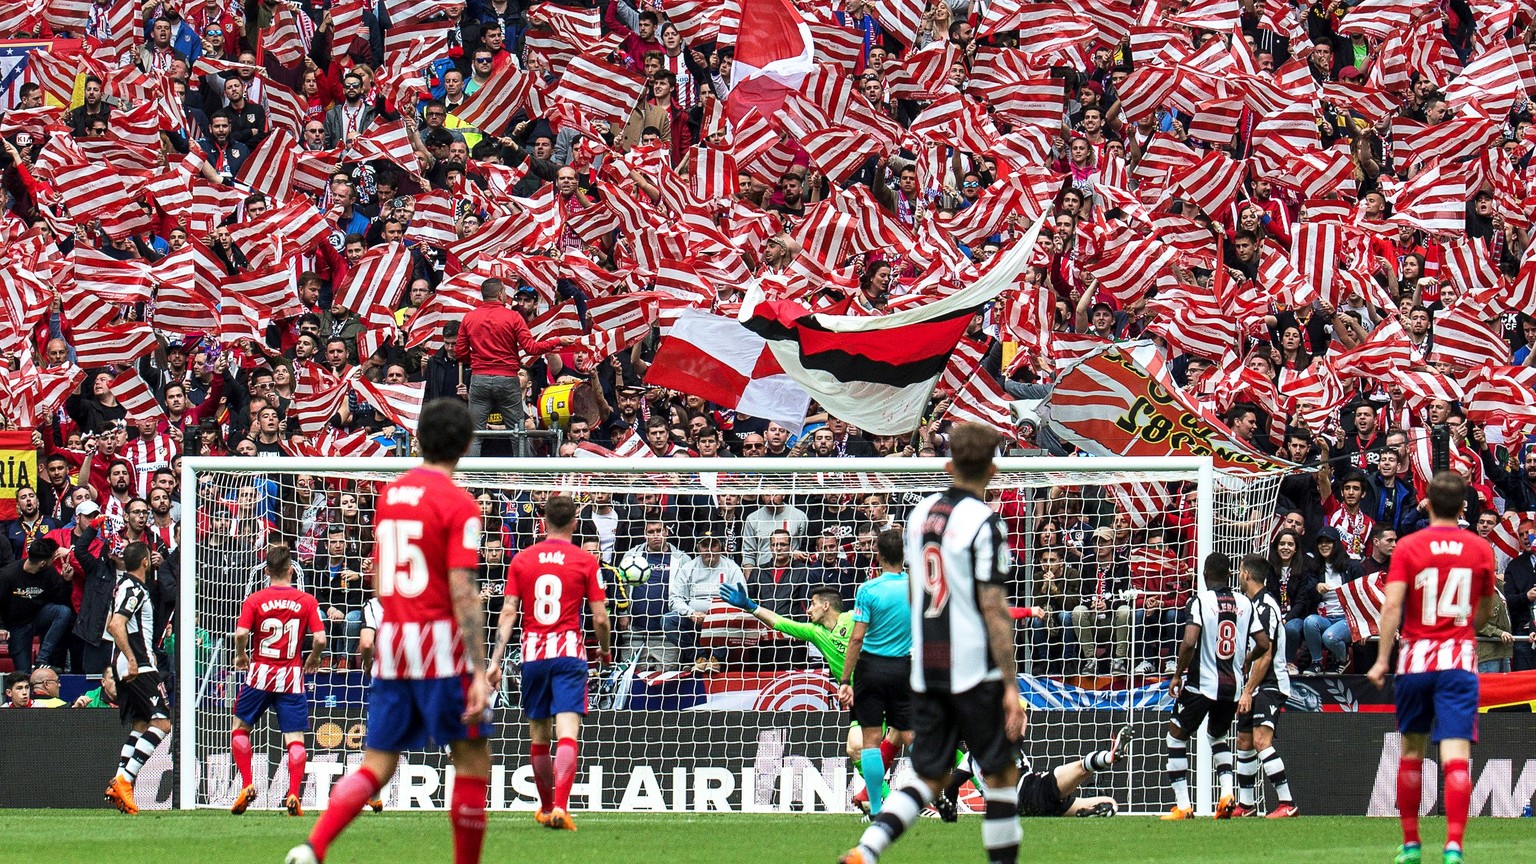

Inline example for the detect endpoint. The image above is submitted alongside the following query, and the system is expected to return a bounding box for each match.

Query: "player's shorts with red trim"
[365,675,494,751]
[521,657,589,720]
[234,684,309,733]
[1394,668,1479,744]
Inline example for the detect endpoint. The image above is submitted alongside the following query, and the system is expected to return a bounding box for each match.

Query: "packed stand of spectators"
[2,0,1536,686]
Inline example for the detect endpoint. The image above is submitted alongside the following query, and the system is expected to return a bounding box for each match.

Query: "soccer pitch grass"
[19,811,1529,864]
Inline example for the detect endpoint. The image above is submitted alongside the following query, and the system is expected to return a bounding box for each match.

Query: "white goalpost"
[178,455,1279,816]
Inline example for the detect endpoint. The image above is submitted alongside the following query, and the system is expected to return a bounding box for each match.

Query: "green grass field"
[17,811,1527,864]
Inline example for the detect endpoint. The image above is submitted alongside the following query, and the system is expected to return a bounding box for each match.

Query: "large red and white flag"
[645,308,812,431]
[351,378,426,432]
[335,241,411,325]
[108,369,166,425]
[554,55,647,126]
[73,322,158,368]
[725,0,815,121]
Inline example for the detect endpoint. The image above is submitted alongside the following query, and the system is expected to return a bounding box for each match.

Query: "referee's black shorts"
[852,653,912,731]
[912,680,1018,780]
[120,670,171,725]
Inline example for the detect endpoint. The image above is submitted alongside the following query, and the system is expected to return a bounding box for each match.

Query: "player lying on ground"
[230,543,325,817]
[1368,470,1496,864]
[935,724,1133,820]
[287,399,492,864]
[719,580,904,812]
[489,493,611,832]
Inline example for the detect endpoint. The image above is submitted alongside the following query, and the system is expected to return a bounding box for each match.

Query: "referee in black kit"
[840,423,1025,864]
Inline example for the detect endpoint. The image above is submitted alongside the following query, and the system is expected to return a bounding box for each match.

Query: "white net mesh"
[180,457,1282,815]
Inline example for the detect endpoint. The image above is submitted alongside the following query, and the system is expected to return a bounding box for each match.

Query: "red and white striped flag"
[1432,308,1510,368]
[553,54,647,126]
[222,263,302,319]
[407,190,458,247]
[1106,481,1172,529]
[330,0,368,59]
[261,4,307,65]
[352,377,425,431]
[108,369,166,424]
[72,321,157,368]
[1169,150,1244,217]
[335,241,412,324]
[236,127,299,203]
[73,243,154,303]
[347,119,421,177]
[455,61,542,137]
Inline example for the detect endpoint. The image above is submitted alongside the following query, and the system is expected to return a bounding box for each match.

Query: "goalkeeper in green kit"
[719,581,902,814]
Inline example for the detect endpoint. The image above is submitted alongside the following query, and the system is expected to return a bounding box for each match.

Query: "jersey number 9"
[922,544,949,618]
[377,519,428,598]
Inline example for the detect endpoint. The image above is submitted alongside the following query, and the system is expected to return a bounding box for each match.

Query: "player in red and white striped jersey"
[289,400,491,864]
[230,544,325,817]
[490,494,611,831]
[1368,471,1497,864]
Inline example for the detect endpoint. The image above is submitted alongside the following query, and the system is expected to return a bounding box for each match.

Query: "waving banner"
[1044,341,1293,475]
[0,430,36,520]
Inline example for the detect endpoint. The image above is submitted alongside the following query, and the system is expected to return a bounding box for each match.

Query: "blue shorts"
[233,685,309,734]
[365,676,494,752]
[1395,669,1480,744]
[521,657,589,720]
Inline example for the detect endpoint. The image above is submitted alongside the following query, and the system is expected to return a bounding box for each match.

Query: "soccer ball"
[621,557,653,584]
[284,845,319,864]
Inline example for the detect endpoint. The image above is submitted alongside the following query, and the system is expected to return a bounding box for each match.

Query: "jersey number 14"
[1414,567,1473,626]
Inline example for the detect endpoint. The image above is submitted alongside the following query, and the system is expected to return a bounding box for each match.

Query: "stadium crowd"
[2,0,1536,693]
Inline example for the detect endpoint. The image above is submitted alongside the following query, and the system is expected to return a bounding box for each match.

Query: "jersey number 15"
[377,520,428,598]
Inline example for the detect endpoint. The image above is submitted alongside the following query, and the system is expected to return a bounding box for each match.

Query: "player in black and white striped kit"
[1161,553,1270,821]
[103,542,173,816]
[1233,555,1298,818]
[841,423,1026,864]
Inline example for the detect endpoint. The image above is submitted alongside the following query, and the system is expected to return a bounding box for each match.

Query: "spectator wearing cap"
[1300,526,1364,674]
[27,668,66,708]
[1077,301,1128,340]
[455,278,578,457]
[1070,526,1133,676]
[0,537,74,674]
[666,532,745,674]
[601,385,646,448]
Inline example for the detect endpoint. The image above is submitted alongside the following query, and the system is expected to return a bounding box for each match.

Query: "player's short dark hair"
[1240,554,1270,587]
[123,541,151,574]
[809,585,844,611]
[417,398,475,464]
[876,528,904,568]
[544,494,577,530]
[26,536,59,563]
[947,422,999,483]
[1426,470,1467,520]
[266,542,293,578]
[1202,551,1232,588]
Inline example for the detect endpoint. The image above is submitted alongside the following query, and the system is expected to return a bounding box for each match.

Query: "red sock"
[553,738,579,810]
[309,766,382,860]
[1397,757,1423,846]
[231,729,253,789]
[450,774,488,864]
[879,737,900,767]
[1443,758,1471,850]
[530,743,553,812]
[287,742,307,798]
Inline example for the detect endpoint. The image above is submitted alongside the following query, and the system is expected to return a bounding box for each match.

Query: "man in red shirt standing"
[453,278,577,456]
[489,494,610,830]
[1368,471,1497,864]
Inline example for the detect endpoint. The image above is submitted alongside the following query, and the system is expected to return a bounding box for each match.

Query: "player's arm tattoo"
[977,582,1018,682]
[449,567,489,667]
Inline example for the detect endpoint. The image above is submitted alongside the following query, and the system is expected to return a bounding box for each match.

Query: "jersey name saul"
[508,539,606,662]
[238,586,323,694]
[372,467,482,680]
[1387,526,1496,675]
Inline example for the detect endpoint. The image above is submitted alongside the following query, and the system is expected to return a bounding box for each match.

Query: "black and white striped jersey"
[1253,592,1291,697]
[106,574,157,678]
[1183,587,1260,702]
[905,487,1011,694]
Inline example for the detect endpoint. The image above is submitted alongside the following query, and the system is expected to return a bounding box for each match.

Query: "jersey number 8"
[377,519,428,598]
[532,574,564,625]
[1216,620,1239,660]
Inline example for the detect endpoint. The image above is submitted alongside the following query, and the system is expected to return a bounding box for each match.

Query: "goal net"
[178,456,1283,816]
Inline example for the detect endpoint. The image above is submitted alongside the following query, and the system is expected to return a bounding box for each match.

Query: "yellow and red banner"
[1479,669,1536,711]
[1044,341,1294,474]
[0,431,37,520]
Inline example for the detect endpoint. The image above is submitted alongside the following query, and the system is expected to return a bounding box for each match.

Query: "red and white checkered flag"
[108,369,166,425]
